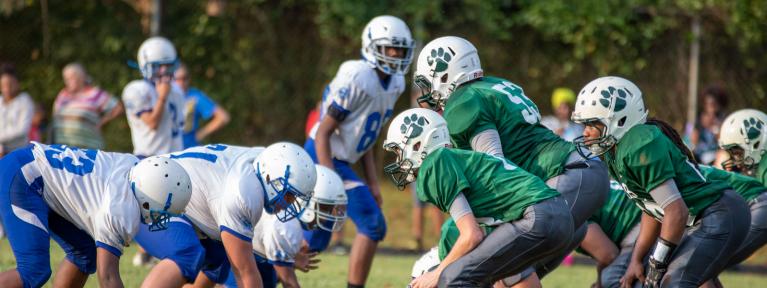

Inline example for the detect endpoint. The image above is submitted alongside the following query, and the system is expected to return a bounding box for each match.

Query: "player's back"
[29,142,139,237]
[164,144,264,240]
[313,60,405,163]
[444,76,575,180]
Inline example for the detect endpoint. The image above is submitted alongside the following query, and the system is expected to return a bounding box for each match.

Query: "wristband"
[650,237,677,263]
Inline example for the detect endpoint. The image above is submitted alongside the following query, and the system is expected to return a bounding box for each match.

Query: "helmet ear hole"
[142,202,150,209]
[413,141,422,152]
[755,141,761,150]
[618,116,627,127]
[441,73,449,83]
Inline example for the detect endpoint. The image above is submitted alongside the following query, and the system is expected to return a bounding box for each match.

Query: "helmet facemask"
[573,119,617,159]
[131,181,177,232]
[142,61,179,82]
[383,142,418,190]
[366,37,415,76]
[301,199,347,232]
[257,163,313,222]
[722,145,758,175]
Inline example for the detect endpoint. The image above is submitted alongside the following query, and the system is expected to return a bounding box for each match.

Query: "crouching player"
[0,142,192,288]
[221,165,348,288]
[134,143,317,288]
[383,108,574,287]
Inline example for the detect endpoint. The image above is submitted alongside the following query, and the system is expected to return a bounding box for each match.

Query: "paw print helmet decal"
[571,76,648,158]
[719,109,767,173]
[414,36,483,110]
[383,108,451,189]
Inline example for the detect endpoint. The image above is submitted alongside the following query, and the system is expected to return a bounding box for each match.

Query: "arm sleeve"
[448,193,473,221]
[470,129,504,158]
[263,220,302,266]
[217,175,263,241]
[648,179,683,209]
[121,81,154,117]
[193,90,217,120]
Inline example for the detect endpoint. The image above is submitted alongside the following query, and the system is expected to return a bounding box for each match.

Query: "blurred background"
[1,0,766,153]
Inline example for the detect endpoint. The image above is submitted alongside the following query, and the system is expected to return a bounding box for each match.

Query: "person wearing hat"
[541,87,584,141]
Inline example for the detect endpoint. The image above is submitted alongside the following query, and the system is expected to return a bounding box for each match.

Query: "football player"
[221,165,347,288]
[304,15,414,287]
[0,142,192,288]
[572,76,750,287]
[384,108,573,287]
[122,36,185,158]
[413,36,609,280]
[134,142,316,288]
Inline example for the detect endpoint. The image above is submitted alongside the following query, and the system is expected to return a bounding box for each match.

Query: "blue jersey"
[182,87,218,148]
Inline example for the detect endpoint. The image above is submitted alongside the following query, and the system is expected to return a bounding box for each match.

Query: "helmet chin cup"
[573,135,615,159]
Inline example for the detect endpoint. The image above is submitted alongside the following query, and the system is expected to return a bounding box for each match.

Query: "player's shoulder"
[617,124,665,156]
[334,60,377,85]
[122,79,153,97]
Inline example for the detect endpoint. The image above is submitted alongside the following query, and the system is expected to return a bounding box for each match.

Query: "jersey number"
[169,144,228,163]
[44,144,98,176]
[356,109,393,153]
[491,81,541,125]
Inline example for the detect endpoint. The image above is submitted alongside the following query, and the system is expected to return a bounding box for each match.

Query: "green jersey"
[443,76,576,180]
[588,181,642,246]
[700,165,766,202]
[758,160,767,187]
[417,148,559,225]
[438,218,496,260]
[605,124,728,225]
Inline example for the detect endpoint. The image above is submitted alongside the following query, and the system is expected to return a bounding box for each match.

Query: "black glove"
[643,237,677,288]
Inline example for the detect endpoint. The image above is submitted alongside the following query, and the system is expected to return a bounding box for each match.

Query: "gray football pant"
[600,190,750,288]
[726,191,767,267]
[438,197,574,288]
[601,224,641,288]
[533,155,609,278]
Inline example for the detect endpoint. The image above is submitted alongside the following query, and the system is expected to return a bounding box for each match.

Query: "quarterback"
[304,15,414,287]
[0,143,191,288]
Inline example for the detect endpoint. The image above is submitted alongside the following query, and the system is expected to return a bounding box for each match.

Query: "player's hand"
[643,257,667,288]
[156,80,170,100]
[409,270,440,288]
[620,260,645,288]
[294,247,320,273]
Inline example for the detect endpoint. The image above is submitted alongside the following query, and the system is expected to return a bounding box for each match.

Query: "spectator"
[0,63,34,156]
[686,85,729,164]
[174,63,230,148]
[51,63,123,149]
[540,87,583,141]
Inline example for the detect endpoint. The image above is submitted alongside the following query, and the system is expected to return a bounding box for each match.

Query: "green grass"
[2,181,767,286]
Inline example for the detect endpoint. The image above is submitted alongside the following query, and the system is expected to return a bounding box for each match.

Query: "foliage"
[0,0,766,152]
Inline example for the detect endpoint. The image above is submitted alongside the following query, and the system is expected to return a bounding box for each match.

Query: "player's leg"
[194,238,231,287]
[662,190,750,287]
[546,154,609,230]
[134,216,206,288]
[48,211,97,288]
[725,192,767,267]
[439,196,573,287]
[534,223,587,278]
[220,254,278,288]
[599,224,639,288]
[0,148,53,288]
[346,184,387,287]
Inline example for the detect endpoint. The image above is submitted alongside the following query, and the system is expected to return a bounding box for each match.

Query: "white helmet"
[254,142,317,222]
[719,109,767,173]
[414,36,483,110]
[299,165,347,232]
[129,156,192,231]
[137,36,179,81]
[411,247,439,279]
[571,76,648,158]
[361,15,415,76]
[383,108,451,189]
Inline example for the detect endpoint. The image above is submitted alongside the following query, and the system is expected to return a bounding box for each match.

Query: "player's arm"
[96,247,124,288]
[470,129,504,158]
[139,81,170,130]
[196,106,230,142]
[650,179,687,245]
[222,231,263,288]
[362,148,383,206]
[274,265,300,288]
[580,223,619,288]
[315,114,340,170]
[621,213,660,287]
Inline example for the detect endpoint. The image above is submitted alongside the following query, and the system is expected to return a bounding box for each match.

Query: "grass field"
[2,181,767,286]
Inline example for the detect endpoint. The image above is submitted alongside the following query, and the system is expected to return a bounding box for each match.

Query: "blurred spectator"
[28,103,46,143]
[685,85,729,164]
[541,87,583,141]
[0,63,35,156]
[174,63,230,148]
[51,63,123,149]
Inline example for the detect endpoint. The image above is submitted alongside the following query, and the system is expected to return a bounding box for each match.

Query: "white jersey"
[162,144,264,241]
[251,212,303,265]
[122,79,185,156]
[310,60,404,163]
[26,142,140,254]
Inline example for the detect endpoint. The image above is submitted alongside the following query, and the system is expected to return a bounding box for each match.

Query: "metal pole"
[150,0,161,36]
[687,16,701,129]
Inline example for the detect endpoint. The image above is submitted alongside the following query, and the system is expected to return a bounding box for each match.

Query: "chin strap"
[644,237,677,288]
